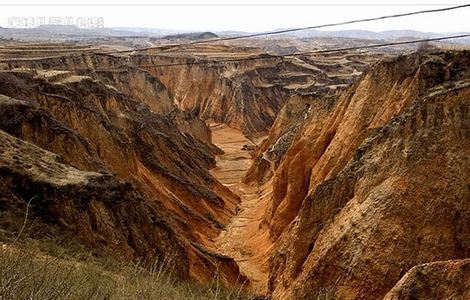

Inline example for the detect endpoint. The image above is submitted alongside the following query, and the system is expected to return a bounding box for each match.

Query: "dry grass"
[0,211,257,300]
[0,245,256,300]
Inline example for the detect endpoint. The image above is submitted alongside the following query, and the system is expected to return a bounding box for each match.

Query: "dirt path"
[209,123,272,295]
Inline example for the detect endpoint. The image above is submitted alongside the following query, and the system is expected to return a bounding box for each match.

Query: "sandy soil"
[209,123,272,295]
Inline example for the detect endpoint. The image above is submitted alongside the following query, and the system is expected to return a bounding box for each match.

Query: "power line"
[102,3,470,55]
[74,34,470,71]
[1,4,468,64]
[0,2,464,7]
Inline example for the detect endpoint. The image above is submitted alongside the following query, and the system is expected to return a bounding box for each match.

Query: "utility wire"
[1,4,468,63]
[101,3,470,55]
[75,34,470,71]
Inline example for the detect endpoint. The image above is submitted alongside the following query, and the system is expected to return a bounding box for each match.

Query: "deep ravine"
[208,123,273,295]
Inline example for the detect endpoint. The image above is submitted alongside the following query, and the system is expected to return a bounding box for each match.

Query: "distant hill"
[0,25,468,45]
[276,29,470,43]
[162,32,218,41]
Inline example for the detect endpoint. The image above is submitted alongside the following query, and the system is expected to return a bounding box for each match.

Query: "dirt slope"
[0,43,245,285]
[262,51,470,299]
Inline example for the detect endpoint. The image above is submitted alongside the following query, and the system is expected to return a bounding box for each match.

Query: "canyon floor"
[209,123,272,295]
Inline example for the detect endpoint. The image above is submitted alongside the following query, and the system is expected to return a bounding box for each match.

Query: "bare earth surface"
[209,123,272,295]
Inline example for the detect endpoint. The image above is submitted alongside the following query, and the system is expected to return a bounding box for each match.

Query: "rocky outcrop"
[384,259,470,300]
[265,51,470,299]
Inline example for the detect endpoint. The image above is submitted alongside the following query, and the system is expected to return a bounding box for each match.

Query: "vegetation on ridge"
[0,212,255,300]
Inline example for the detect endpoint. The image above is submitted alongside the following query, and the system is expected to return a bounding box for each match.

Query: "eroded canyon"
[1,38,469,300]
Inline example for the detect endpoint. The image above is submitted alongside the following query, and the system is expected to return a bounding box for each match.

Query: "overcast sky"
[0,0,469,33]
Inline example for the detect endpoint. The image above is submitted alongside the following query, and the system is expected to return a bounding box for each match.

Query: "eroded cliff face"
[3,45,379,140]
[3,53,212,143]
[0,48,244,285]
[264,51,470,299]
[132,46,380,135]
[134,54,298,135]
[244,91,339,185]
[0,129,190,277]
[384,259,470,300]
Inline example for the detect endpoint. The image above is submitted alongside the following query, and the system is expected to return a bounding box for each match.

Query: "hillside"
[248,50,470,299]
